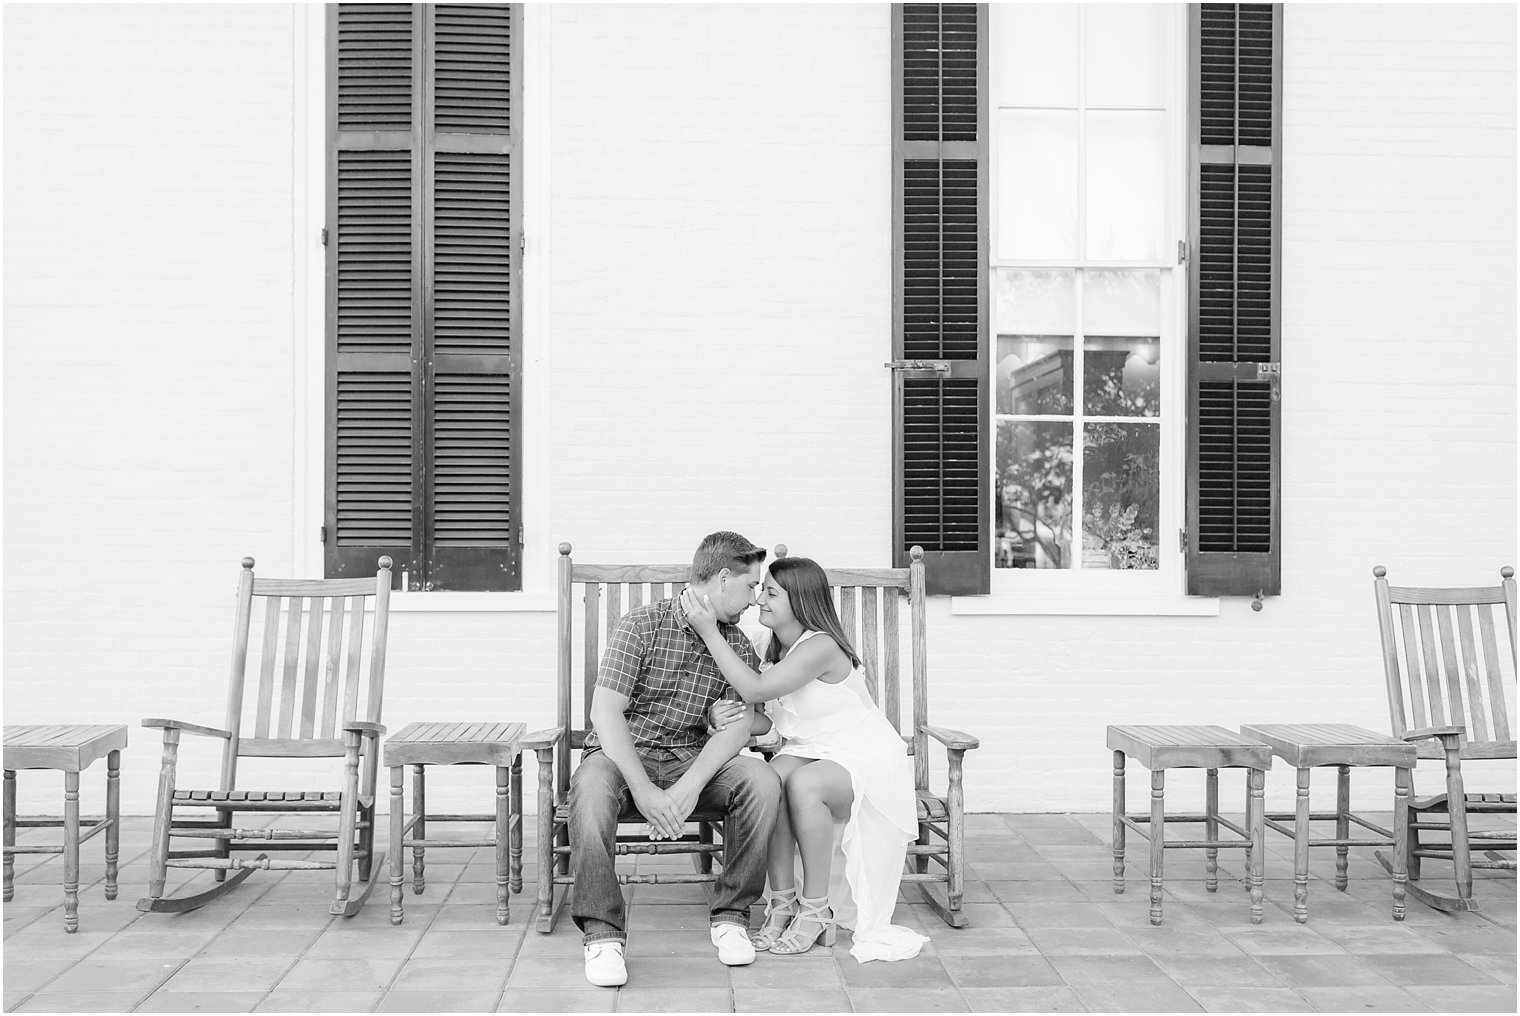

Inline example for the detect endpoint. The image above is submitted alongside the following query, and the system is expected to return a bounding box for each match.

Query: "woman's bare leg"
[785,760,853,899]
[766,755,811,891]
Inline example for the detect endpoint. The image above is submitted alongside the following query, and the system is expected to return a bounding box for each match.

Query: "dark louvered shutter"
[327,4,521,591]
[891,4,989,596]
[1186,3,1282,597]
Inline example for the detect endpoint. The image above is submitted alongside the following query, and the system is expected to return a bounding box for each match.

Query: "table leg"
[509,753,523,894]
[390,765,404,925]
[4,770,15,903]
[105,751,121,900]
[1334,766,1351,891]
[496,766,510,926]
[1111,750,1126,895]
[1149,769,1165,926]
[1293,767,1311,924]
[1248,768,1266,924]
[412,764,427,895]
[63,771,80,933]
[1205,767,1219,892]
[1392,765,1411,921]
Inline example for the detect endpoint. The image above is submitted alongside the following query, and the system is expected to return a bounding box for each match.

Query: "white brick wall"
[3,4,1514,827]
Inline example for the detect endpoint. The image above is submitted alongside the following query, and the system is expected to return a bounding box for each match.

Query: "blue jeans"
[569,748,781,945]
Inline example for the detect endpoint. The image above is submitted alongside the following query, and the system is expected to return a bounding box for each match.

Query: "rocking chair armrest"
[142,718,232,740]
[921,724,980,752]
[522,726,564,752]
[341,721,386,737]
[1402,725,1466,746]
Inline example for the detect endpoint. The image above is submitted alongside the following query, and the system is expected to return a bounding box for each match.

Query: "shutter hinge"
[517,523,525,548]
[519,233,526,255]
[884,359,951,375]
[320,525,328,544]
[320,227,329,247]
[1178,527,1188,555]
[1177,240,1187,264]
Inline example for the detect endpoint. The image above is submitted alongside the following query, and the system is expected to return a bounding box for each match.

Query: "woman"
[681,556,928,962]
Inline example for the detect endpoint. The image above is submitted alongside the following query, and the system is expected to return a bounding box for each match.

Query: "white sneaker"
[583,941,628,987]
[711,922,757,966]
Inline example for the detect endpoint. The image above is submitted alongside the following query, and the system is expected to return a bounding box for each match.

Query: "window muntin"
[990,3,1182,584]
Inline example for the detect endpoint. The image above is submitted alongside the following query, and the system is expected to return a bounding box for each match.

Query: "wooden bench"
[525,543,980,932]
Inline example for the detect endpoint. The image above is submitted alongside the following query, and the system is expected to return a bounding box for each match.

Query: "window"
[990,4,1182,589]
[324,4,523,591]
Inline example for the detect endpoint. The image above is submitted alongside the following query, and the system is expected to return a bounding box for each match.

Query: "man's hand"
[707,698,747,734]
[630,783,685,841]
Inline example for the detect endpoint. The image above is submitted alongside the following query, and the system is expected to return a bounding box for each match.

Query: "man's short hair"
[691,531,767,583]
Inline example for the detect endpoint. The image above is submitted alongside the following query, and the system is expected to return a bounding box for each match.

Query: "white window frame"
[291,2,554,612]
[984,3,1191,602]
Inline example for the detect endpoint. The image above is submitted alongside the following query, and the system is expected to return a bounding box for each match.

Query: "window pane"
[1081,422,1160,570]
[1085,4,1169,108]
[998,110,1078,261]
[1084,336,1159,417]
[996,268,1075,334]
[996,4,1078,107]
[1082,269,1160,334]
[996,420,1073,570]
[998,335,1074,415]
[1085,111,1166,260]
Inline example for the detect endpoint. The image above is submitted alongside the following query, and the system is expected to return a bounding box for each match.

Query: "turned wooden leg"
[1149,769,1165,926]
[4,770,16,903]
[1392,765,1411,921]
[1112,750,1126,894]
[946,750,966,912]
[1442,748,1473,905]
[146,729,180,899]
[412,764,427,895]
[1293,767,1311,924]
[389,765,404,926]
[105,751,121,900]
[509,754,523,894]
[1248,768,1266,924]
[1334,766,1351,891]
[535,748,556,929]
[332,731,361,909]
[496,765,511,926]
[63,771,80,933]
[1204,767,1219,893]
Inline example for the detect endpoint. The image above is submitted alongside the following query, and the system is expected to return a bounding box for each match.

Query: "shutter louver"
[893,4,989,596]
[1187,4,1282,596]
[328,4,521,590]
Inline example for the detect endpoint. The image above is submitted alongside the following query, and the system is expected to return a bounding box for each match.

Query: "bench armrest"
[522,726,564,752]
[142,718,232,740]
[922,724,979,752]
[1402,725,1465,745]
[341,721,386,736]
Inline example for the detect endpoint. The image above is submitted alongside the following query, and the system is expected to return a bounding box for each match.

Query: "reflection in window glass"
[1082,270,1160,334]
[996,421,1073,570]
[996,269,1076,334]
[1081,423,1160,570]
[998,336,1075,415]
[1083,337,1159,417]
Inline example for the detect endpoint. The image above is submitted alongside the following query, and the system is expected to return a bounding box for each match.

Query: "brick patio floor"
[3,813,1514,1013]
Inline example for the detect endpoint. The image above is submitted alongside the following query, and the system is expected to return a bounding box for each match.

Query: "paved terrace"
[3,813,1514,1013]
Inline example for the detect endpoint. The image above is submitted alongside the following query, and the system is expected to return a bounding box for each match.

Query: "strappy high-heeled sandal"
[749,886,798,950]
[769,893,836,955]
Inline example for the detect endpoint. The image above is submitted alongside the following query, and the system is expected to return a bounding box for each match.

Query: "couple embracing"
[572,531,929,987]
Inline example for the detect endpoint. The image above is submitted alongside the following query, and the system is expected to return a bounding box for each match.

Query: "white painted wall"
[4,5,1514,828]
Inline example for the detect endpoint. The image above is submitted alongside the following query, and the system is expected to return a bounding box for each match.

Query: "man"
[571,531,782,988]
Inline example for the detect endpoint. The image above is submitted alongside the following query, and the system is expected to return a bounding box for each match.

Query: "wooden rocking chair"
[1371,565,1516,913]
[526,543,978,932]
[138,556,393,916]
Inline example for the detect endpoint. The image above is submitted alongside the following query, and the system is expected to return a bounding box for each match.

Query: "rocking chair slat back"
[1375,567,1517,760]
[227,563,392,777]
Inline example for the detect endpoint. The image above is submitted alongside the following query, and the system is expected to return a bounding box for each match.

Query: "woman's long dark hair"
[761,556,863,670]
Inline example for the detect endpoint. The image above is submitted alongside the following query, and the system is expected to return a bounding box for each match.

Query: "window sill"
[389,591,556,613]
[950,594,1220,616]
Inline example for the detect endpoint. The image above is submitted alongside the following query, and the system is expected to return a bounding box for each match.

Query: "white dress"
[766,630,929,963]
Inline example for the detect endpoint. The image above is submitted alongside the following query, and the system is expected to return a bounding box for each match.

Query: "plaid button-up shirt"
[583,596,760,761]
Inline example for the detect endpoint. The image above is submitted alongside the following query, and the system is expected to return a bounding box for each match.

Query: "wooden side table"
[1239,723,1418,922]
[4,724,129,932]
[1108,724,1273,926]
[385,722,527,926]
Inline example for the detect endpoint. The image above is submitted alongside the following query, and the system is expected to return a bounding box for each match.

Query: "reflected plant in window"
[1082,423,1160,570]
[996,421,1073,569]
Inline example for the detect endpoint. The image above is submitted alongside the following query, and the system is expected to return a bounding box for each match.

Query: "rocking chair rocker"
[138,556,393,916]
